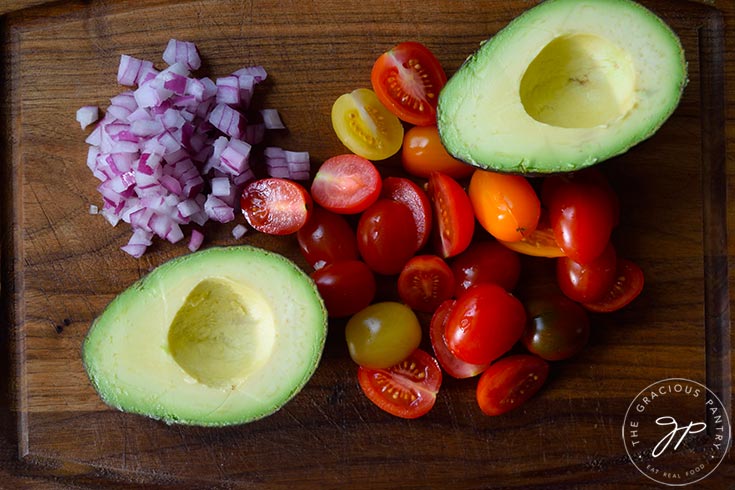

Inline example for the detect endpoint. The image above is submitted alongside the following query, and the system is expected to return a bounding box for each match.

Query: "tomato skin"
[582,258,645,313]
[556,243,617,303]
[296,206,358,270]
[521,294,590,361]
[427,172,475,258]
[381,177,433,251]
[401,126,474,179]
[357,349,442,419]
[469,170,540,243]
[451,241,521,296]
[311,154,382,215]
[240,178,312,235]
[397,255,454,313]
[371,42,447,126]
[444,283,526,365]
[430,300,490,379]
[357,199,419,275]
[311,260,376,318]
[476,354,549,416]
[346,302,422,369]
[542,168,620,228]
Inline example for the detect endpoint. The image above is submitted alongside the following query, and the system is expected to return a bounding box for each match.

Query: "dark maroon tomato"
[521,294,590,361]
[451,241,521,296]
[311,260,376,318]
[296,206,358,270]
[357,199,419,275]
[397,255,454,313]
[556,243,617,303]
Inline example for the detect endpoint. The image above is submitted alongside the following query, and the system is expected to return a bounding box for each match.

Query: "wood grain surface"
[1,0,733,488]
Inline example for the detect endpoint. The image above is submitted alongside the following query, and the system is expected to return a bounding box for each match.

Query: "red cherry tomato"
[358,348,442,419]
[476,354,549,416]
[427,172,475,258]
[357,199,418,275]
[450,241,521,296]
[401,126,474,179]
[542,168,620,228]
[240,178,312,235]
[444,283,526,365]
[381,177,433,251]
[371,42,447,126]
[311,260,376,318]
[296,206,358,270]
[429,300,490,379]
[582,258,645,313]
[397,255,454,313]
[556,243,617,303]
[310,154,382,214]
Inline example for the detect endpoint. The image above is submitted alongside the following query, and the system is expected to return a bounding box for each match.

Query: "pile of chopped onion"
[80,40,311,257]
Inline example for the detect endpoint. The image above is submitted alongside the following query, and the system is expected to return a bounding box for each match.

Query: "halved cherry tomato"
[357,348,442,419]
[397,255,454,313]
[444,283,526,365]
[296,206,358,269]
[381,177,433,250]
[331,88,404,160]
[357,199,418,275]
[430,300,489,379]
[311,154,382,214]
[240,178,312,235]
[401,126,474,179]
[476,354,549,416]
[371,42,447,126]
[522,294,590,361]
[450,240,521,295]
[312,260,376,318]
[468,170,540,242]
[427,172,474,258]
[582,258,644,312]
[498,213,564,258]
[556,243,617,303]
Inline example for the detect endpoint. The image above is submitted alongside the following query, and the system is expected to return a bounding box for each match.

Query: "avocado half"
[437,0,687,174]
[82,246,327,427]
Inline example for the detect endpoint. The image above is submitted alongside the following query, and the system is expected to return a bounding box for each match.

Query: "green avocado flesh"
[82,246,327,427]
[437,0,687,174]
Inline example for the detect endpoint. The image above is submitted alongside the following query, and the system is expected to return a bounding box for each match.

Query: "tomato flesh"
[450,240,521,295]
[556,243,617,303]
[357,199,419,275]
[311,154,382,214]
[397,255,454,313]
[371,42,447,126]
[381,177,433,250]
[401,126,474,179]
[427,172,475,258]
[521,294,590,361]
[582,258,644,312]
[430,300,490,379]
[498,214,564,258]
[358,349,442,419]
[476,354,549,416]
[311,260,376,318]
[296,206,358,269]
[240,178,312,235]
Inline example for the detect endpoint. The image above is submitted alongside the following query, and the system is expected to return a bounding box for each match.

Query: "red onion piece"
[188,229,204,252]
[162,39,202,71]
[232,224,247,239]
[117,55,142,86]
[76,106,99,130]
[261,109,285,130]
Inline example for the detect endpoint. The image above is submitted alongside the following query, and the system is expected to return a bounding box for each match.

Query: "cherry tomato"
[310,154,382,214]
[357,199,419,275]
[429,300,489,379]
[547,178,616,264]
[427,172,474,258]
[240,178,312,235]
[451,241,521,296]
[357,349,442,419]
[381,177,433,250]
[444,283,526,365]
[542,168,620,228]
[498,213,564,258]
[468,170,540,242]
[397,255,454,313]
[521,294,590,361]
[476,354,549,416]
[582,258,645,313]
[346,302,422,368]
[311,260,376,318]
[371,42,447,126]
[556,243,617,303]
[401,126,474,179]
[331,88,403,160]
[296,206,358,269]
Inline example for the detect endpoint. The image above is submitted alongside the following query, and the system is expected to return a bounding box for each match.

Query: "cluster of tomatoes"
[239,42,644,419]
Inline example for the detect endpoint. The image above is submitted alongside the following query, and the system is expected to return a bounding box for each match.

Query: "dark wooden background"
[1,0,733,488]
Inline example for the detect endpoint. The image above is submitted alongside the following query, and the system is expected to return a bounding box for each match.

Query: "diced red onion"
[188,229,204,252]
[232,66,267,84]
[232,224,247,239]
[216,75,240,106]
[76,106,99,130]
[162,39,201,71]
[117,55,142,86]
[204,195,235,223]
[89,204,99,215]
[261,109,285,130]
[210,177,231,197]
[207,103,246,139]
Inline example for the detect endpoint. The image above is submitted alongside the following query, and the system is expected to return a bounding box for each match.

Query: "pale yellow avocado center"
[168,278,276,389]
[519,34,637,129]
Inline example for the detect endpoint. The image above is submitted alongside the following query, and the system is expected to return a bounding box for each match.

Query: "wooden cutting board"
[2,0,732,488]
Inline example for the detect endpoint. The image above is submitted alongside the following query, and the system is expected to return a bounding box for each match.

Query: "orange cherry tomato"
[401,126,474,179]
